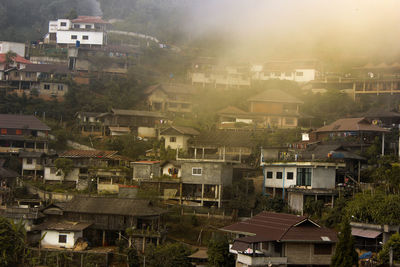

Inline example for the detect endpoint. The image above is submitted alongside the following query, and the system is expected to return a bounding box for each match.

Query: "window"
[1,129,7,135]
[276,172,283,179]
[314,244,332,255]
[58,234,67,243]
[16,129,22,135]
[169,137,176,142]
[296,71,304,76]
[57,84,64,91]
[287,172,294,180]
[274,72,281,77]
[26,72,31,78]
[285,72,292,77]
[266,171,273,179]
[14,72,18,77]
[85,24,91,29]
[71,35,77,40]
[82,35,89,40]
[50,167,56,174]
[192,167,202,176]
[60,22,67,27]
[27,158,33,164]
[297,168,312,186]
[74,24,80,29]
[44,84,50,90]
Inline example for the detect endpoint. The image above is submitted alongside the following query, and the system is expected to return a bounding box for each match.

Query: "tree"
[54,158,74,180]
[144,243,192,267]
[331,217,358,267]
[0,217,26,266]
[207,236,235,267]
[378,232,400,263]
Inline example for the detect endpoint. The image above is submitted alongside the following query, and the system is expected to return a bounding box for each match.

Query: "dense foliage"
[331,217,358,267]
[378,232,400,263]
[144,243,192,267]
[0,218,26,267]
[207,236,235,267]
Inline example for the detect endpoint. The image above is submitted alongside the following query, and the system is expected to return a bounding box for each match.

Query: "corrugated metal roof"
[315,117,389,133]
[247,89,303,104]
[63,197,166,217]
[0,114,51,131]
[352,228,382,239]
[71,16,108,24]
[111,109,164,118]
[0,53,31,64]
[217,106,248,115]
[21,64,69,74]
[221,211,337,245]
[59,150,118,159]
[36,221,92,231]
[160,126,200,136]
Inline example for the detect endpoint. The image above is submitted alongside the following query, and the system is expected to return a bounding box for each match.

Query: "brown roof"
[63,197,166,217]
[247,89,303,104]
[0,114,51,131]
[59,150,118,159]
[110,109,164,118]
[160,126,200,136]
[217,106,248,115]
[145,83,195,95]
[314,117,389,133]
[36,221,92,231]
[221,211,337,245]
[71,16,108,24]
[21,64,69,74]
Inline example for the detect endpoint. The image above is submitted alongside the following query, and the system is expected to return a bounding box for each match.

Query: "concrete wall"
[98,183,119,193]
[181,162,233,185]
[288,192,304,213]
[44,167,80,182]
[41,230,81,249]
[138,127,156,138]
[285,242,334,265]
[132,163,160,179]
[312,167,336,189]
[57,31,104,45]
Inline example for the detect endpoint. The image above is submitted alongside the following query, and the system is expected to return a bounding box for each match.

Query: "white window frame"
[192,167,202,176]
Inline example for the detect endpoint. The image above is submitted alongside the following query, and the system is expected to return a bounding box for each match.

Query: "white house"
[159,126,200,151]
[0,41,26,57]
[252,60,320,83]
[45,16,108,47]
[161,160,181,178]
[40,221,92,249]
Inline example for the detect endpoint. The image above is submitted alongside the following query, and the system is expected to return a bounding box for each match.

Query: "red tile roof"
[221,211,337,245]
[0,54,31,64]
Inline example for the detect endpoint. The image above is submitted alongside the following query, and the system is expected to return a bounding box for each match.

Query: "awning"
[352,228,382,239]
[231,241,250,252]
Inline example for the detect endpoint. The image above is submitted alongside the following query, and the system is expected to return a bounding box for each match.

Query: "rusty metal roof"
[59,150,118,159]
[314,117,389,133]
[0,114,50,131]
[221,211,337,244]
[35,220,92,231]
[247,89,303,104]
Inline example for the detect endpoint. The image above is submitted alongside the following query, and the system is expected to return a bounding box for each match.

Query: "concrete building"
[45,16,108,48]
[159,126,200,151]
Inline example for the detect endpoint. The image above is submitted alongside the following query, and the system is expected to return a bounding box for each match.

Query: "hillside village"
[1,4,400,267]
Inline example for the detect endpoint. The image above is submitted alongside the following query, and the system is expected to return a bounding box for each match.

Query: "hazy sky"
[184,0,400,61]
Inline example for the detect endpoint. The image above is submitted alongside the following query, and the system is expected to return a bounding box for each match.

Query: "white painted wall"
[41,230,82,248]
[44,167,80,182]
[138,127,156,138]
[0,42,25,56]
[56,31,104,46]
[264,166,298,189]
[293,69,316,82]
[22,158,40,171]
[57,19,71,30]
[160,134,190,150]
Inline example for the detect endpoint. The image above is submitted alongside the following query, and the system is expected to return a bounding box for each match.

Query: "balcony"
[237,253,287,266]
